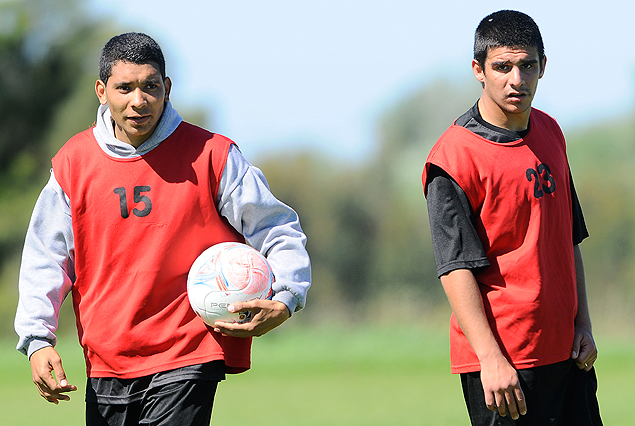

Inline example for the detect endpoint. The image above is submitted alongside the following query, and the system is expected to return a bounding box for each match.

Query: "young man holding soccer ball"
[422,10,602,425]
[15,32,310,425]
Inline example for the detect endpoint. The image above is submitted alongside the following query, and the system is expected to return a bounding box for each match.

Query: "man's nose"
[131,88,147,108]
[509,66,524,87]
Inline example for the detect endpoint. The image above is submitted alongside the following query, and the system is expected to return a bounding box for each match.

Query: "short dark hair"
[474,10,544,67]
[99,32,166,83]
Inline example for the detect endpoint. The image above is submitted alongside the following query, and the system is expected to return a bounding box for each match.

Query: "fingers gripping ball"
[187,242,274,325]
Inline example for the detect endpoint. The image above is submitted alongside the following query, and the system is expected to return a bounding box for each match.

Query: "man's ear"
[472,59,485,86]
[539,55,547,79]
[164,76,172,103]
[95,80,108,105]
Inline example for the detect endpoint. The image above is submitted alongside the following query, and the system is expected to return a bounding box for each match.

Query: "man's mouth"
[127,115,151,125]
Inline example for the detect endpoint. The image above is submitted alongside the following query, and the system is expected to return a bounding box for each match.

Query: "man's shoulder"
[530,107,559,126]
[176,122,236,146]
[425,125,482,179]
[68,126,97,143]
[454,104,478,127]
[434,123,481,148]
[529,108,564,139]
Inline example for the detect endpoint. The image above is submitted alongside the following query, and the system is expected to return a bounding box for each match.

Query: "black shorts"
[85,361,224,426]
[460,359,602,426]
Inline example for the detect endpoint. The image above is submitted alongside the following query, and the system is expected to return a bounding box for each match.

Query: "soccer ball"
[187,242,274,325]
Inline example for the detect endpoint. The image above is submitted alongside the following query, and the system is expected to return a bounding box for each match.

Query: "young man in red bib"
[15,33,310,425]
[422,10,602,425]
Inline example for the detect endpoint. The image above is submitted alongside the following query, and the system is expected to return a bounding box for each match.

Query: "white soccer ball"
[187,242,274,325]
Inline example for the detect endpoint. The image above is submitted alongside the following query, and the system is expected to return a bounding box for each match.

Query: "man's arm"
[425,167,524,417]
[425,165,490,277]
[213,146,310,337]
[570,245,597,370]
[15,172,77,402]
[440,269,527,420]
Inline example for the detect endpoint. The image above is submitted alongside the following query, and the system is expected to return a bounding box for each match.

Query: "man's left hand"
[571,327,598,371]
[213,300,290,337]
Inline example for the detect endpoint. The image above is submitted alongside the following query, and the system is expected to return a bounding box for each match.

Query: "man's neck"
[477,98,530,132]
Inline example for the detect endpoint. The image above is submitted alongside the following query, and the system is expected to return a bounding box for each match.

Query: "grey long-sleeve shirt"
[15,102,311,357]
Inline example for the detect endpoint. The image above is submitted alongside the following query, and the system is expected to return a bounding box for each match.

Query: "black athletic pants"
[461,359,602,425]
[86,379,219,426]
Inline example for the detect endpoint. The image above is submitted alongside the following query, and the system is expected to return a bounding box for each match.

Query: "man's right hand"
[440,269,528,420]
[30,346,77,404]
[480,354,527,420]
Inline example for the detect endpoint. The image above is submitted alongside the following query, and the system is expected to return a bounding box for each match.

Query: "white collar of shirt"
[92,102,183,159]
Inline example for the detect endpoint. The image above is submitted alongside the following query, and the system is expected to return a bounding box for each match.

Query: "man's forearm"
[573,245,592,330]
[440,269,504,362]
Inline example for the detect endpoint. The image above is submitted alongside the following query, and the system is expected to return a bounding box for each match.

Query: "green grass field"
[2,325,634,425]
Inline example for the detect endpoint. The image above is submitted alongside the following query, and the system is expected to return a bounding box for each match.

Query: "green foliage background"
[1,0,634,424]
[0,0,103,338]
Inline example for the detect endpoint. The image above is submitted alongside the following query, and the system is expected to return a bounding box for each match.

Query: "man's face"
[472,46,546,131]
[95,61,172,147]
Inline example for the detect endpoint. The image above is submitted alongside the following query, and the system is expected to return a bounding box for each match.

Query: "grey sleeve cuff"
[23,338,54,360]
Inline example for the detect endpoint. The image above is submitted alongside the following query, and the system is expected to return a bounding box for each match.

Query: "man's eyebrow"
[111,77,162,86]
[491,58,539,66]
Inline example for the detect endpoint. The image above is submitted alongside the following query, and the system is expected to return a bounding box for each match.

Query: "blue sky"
[88,0,635,161]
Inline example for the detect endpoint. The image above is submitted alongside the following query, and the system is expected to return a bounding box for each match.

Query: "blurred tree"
[365,79,479,318]
[0,0,100,263]
[566,115,635,335]
[256,152,358,320]
[0,0,106,338]
[258,80,479,322]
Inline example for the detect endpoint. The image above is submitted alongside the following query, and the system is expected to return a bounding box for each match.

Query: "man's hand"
[30,346,77,404]
[440,269,528,420]
[213,300,290,337]
[571,246,598,372]
[571,326,598,371]
[480,354,527,420]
